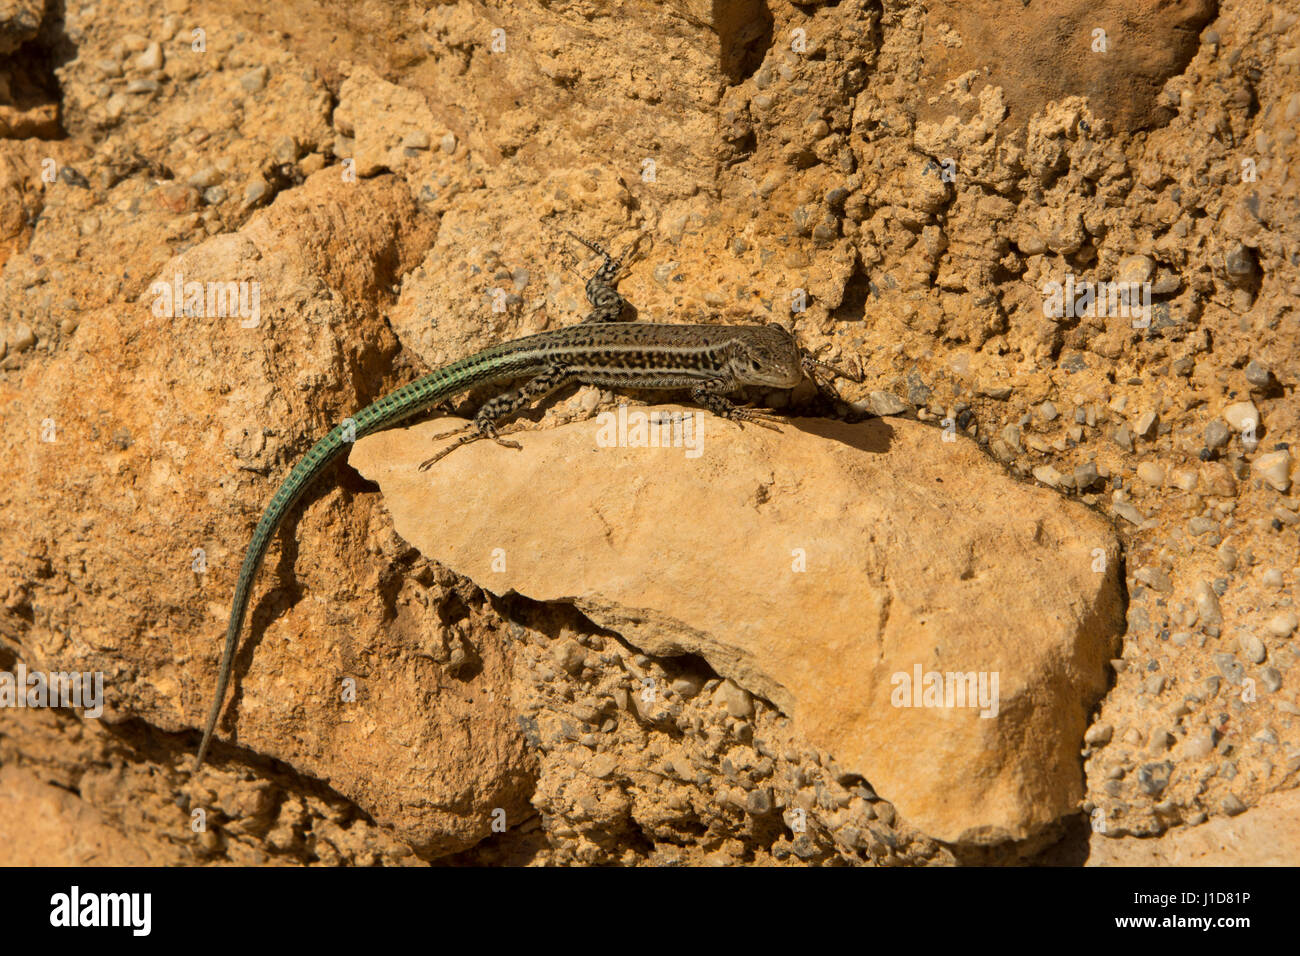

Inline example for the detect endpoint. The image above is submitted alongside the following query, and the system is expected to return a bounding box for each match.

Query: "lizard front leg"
[419,364,575,470]
[690,380,785,432]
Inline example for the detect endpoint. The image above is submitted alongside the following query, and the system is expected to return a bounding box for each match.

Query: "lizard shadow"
[782,414,896,455]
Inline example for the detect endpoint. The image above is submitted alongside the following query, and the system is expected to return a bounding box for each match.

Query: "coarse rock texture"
[1,0,1298,865]
[1082,786,1300,866]
[351,413,1125,846]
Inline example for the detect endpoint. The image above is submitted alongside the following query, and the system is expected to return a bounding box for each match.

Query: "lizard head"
[727,324,805,389]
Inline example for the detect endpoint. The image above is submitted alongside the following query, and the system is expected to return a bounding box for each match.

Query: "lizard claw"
[730,407,785,431]
[418,425,524,470]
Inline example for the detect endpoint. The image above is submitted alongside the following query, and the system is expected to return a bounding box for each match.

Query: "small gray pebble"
[240,66,269,92]
[1212,653,1244,683]
[1222,794,1247,816]
[1244,359,1271,388]
[1224,243,1256,282]
[1205,420,1231,450]
[746,788,773,815]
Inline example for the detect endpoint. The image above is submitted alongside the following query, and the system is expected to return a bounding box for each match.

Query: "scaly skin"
[194,233,852,771]
[194,321,811,770]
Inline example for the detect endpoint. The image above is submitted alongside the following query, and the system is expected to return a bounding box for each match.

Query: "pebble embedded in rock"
[1224,244,1256,284]
[1074,461,1099,489]
[1182,729,1216,759]
[1137,462,1165,486]
[273,136,299,163]
[1117,254,1154,286]
[9,323,35,352]
[1238,632,1266,664]
[1084,723,1113,746]
[1217,545,1237,572]
[1135,410,1157,437]
[866,391,908,416]
[1267,611,1297,638]
[401,130,431,150]
[1213,652,1245,683]
[240,67,270,92]
[714,679,754,719]
[1135,566,1172,593]
[1112,501,1145,525]
[244,177,270,206]
[1204,420,1230,450]
[1033,465,1062,488]
[1244,360,1272,387]
[746,788,773,815]
[1194,581,1223,627]
[1222,793,1247,816]
[1222,401,1260,432]
[188,166,222,188]
[550,639,587,675]
[670,675,705,699]
[136,42,163,72]
[1252,449,1292,492]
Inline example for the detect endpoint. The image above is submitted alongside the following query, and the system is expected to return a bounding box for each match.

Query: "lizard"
[194,227,857,771]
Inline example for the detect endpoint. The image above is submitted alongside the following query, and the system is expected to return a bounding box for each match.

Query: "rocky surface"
[350,412,1123,847]
[0,0,1297,865]
[1083,787,1300,865]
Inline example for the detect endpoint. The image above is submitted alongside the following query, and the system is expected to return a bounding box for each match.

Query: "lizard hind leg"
[548,223,649,323]
[418,364,576,470]
[418,420,523,471]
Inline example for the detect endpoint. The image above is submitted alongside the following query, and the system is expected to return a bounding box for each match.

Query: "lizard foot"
[419,423,523,470]
[728,407,785,432]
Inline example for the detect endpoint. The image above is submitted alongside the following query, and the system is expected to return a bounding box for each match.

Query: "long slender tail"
[193,423,351,770]
[193,357,499,770]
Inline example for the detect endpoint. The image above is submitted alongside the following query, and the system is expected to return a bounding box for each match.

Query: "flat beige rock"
[351,407,1124,844]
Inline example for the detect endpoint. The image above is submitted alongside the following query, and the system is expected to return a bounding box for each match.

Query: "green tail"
[194,347,522,769]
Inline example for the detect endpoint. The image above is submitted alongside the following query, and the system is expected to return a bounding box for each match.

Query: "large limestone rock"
[351,407,1125,845]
